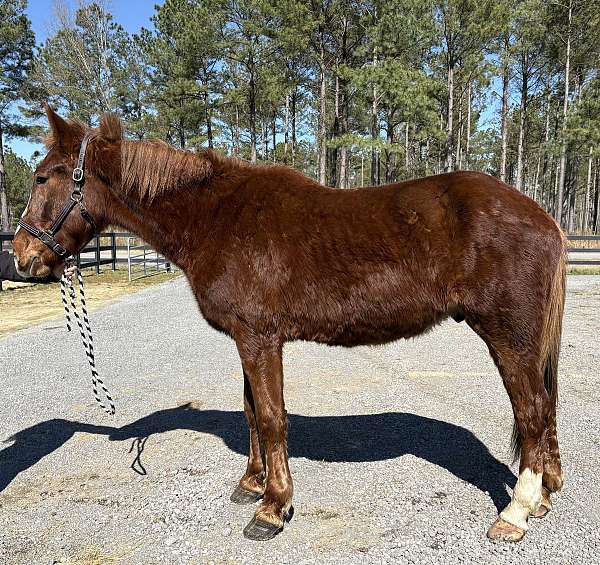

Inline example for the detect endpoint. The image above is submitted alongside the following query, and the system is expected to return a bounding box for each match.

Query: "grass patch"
[0,269,181,338]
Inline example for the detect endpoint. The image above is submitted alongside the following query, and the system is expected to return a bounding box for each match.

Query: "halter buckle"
[72,167,84,182]
[38,230,68,258]
[71,190,83,203]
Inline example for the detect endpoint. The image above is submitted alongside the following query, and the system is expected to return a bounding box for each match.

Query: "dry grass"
[0,269,180,338]
[568,266,600,275]
[568,234,600,249]
[62,545,137,565]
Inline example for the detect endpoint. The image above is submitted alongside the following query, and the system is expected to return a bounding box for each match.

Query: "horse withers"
[13,104,566,542]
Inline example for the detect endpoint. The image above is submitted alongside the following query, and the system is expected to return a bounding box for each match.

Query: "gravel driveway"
[0,276,599,564]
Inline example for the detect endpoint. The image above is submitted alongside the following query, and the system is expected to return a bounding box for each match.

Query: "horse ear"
[44,102,77,149]
[99,113,123,142]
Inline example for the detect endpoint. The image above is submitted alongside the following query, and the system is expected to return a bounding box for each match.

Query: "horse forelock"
[120,140,213,202]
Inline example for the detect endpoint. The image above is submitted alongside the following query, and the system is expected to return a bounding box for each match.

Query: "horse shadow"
[0,405,516,512]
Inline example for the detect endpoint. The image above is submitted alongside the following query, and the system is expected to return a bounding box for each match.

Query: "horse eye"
[35,176,48,185]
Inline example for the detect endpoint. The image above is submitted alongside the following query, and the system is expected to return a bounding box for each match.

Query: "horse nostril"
[16,257,28,272]
[18,255,37,275]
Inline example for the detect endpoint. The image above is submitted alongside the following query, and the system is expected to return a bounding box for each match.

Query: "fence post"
[127,237,132,282]
[95,235,101,274]
[0,234,4,292]
[112,233,116,271]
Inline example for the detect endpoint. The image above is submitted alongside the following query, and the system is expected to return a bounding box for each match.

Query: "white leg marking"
[500,469,542,530]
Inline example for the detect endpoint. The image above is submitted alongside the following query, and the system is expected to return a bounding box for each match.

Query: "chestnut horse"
[13,105,566,542]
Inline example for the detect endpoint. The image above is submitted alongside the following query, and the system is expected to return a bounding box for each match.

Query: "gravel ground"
[0,275,599,565]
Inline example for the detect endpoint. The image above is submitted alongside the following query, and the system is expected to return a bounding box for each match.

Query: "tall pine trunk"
[516,50,529,191]
[339,77,349,188]
[585,145,593,230]
[234,105,240,157]
[249,66,257,163]
[0,121,9,231]
[284,92,289,163]
[593,158,599,232]
[318,41,327,184]
[291,88,297,166]
[405,120,409,176]
[500,41,510,182]
[456,97,463,170]
[465,81,471,169]
[540,89,552,208]
[445,63,454,172]
[370,48,379,185]
[556,0,573,225]
[203,85,213,149]
[271,115,276,160]
[331,73,340,187]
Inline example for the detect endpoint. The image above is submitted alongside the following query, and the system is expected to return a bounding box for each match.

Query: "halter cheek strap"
[19,134,96,259]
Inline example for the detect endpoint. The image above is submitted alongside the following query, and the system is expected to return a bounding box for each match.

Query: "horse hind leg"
[532,402,563,519]
[466,310,553,542]
[486,354,550,542]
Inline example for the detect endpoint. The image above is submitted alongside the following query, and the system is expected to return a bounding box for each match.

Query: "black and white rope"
[61,265,115,415]
[59,274,71,332]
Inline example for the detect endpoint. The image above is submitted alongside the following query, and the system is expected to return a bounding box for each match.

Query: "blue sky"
[9,0,501,162]
[8,0,161,161]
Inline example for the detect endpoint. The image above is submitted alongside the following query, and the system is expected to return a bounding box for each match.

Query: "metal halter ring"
[71,191,83,203]
[72,167,84,182]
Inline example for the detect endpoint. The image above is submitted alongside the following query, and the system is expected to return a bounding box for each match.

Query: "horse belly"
[293,295,447,347]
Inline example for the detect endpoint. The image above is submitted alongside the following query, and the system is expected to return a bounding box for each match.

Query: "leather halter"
[19,134,97,259]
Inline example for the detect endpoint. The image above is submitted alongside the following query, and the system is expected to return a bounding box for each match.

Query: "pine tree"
[0,0,35,231]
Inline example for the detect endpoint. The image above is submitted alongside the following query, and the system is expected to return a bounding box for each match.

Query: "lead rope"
[60,264,116,415]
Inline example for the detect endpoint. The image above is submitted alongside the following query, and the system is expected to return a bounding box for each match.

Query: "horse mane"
[121,139,213,202]
[43,109,242,202]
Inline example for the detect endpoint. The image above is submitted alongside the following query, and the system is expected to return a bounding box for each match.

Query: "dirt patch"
[407,370,487,379]
[0,270,181,338]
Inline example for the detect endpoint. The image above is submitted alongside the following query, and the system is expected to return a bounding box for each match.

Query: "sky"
[9,0,501,162]
[8,0,161,161]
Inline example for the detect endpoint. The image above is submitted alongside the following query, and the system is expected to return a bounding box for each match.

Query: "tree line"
[1,0,599,233]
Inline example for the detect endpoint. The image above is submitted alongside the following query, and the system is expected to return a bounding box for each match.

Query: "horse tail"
[511,230,567,461]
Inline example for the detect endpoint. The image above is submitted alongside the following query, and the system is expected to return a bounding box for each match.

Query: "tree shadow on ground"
[0,404,516,511]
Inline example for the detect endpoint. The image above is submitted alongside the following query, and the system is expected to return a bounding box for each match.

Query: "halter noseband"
[19,134,97,259]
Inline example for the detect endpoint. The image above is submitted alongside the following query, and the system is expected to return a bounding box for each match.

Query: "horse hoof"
[487,518,526,542]
[532,487,552,518]
[532,502,551,519]
[230,485,263,505]
[243,516,283,541]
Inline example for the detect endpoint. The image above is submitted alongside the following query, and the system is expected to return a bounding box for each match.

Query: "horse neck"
[98,180,219,270]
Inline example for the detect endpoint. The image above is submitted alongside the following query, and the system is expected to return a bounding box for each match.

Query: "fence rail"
[566,234,600,266]
[1,231,599,291]
[0,231,175,290]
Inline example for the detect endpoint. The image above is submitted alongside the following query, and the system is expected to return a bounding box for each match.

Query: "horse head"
[13,104,121,279]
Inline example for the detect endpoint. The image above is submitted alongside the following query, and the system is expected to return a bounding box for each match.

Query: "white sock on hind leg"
[500,468,543,530]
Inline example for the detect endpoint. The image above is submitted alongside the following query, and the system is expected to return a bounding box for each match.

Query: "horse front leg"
[230,371,266,504]
[235,334,293,541]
